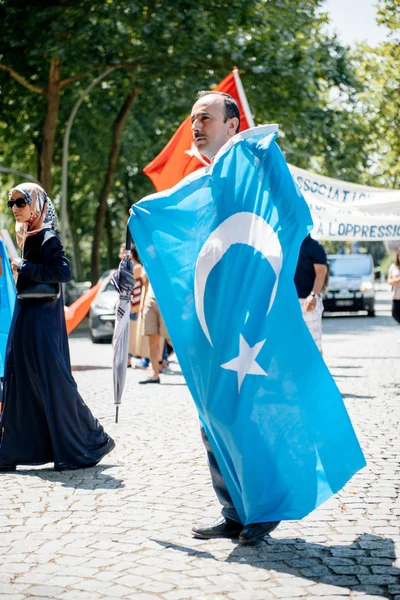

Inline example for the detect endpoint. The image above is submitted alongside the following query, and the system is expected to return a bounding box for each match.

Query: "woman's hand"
[388,277,400,286]
[11,258,22,273]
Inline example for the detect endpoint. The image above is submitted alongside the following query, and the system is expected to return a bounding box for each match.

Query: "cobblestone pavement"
[1,289,399,600]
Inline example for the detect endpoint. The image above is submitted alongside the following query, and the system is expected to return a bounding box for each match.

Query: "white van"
[323,254,375,317]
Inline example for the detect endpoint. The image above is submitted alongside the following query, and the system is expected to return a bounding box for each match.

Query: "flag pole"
[232,67,256,128]
[125,223,132,256]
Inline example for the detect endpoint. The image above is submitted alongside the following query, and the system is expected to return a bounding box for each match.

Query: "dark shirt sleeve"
[312,241,327,266]
[17,234,72,284]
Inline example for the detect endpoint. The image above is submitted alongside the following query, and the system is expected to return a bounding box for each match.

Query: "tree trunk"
[90,86,139,284]
[39,57,61,195]
[66,199,83,281]
[105,205,115,269]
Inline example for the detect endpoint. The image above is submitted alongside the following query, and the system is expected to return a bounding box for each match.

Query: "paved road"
[1,288,399,600]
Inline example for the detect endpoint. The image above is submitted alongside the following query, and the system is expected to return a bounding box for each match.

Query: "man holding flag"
[130,78,365,545]
[186,90,283,542]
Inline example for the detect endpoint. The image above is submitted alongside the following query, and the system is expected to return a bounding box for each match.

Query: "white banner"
[306,199,400,242]
[288,165,400,241]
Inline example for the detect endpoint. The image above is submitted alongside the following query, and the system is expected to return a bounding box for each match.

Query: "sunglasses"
[7,198,28,209]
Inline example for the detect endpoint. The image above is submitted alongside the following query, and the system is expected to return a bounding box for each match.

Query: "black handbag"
[17,282,60,301]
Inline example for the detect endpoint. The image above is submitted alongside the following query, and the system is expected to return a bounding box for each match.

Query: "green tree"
[0,0,368,282]
[0,0,137,194]
[351,0,400,188]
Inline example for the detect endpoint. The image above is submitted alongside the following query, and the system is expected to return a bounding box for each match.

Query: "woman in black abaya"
[0,183,115,471]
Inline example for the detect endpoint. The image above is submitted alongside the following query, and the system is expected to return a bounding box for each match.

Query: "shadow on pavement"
[328,365,362,369]
[333,374,364,378]
[342,393,374,400]
[323,315,395,335]
[154,534,399,597]
[71,365,112,371]
[335,356,400,360]
[14,464,124,489]
[69,330,100,340]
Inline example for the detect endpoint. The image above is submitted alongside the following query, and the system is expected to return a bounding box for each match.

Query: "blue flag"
[129,126,366,524]
[0,238,16,378]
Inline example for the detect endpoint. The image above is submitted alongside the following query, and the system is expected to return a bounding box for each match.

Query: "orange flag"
[65,282,102,335]
[143,68,255,192]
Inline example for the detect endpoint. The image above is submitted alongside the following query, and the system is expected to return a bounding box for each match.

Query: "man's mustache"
[194,133,206,139]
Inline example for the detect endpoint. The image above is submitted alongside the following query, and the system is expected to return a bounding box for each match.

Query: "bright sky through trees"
[324,0,388,46]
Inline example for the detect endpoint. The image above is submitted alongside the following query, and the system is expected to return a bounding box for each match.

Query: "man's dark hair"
[196,91,240,133]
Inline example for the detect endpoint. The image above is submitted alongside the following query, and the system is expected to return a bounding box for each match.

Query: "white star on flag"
[221,334,268,393]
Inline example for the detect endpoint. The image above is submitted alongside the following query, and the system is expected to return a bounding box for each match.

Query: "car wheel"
[367,310,375,317]
[90,333,104,344]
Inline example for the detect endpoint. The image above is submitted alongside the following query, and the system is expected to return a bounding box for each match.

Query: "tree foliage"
[0,0,397,279]
[352,0,400,189]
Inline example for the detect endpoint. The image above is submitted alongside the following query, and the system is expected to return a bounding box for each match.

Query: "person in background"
[130,269,152,371]
[0,183,114,471]
[139,275,171,384]
[133,335,173,372]
[134,355,150,370]
[294,234,328,354]
[118,243,144,367]
[387,250,400,330]
[161,340,175,373]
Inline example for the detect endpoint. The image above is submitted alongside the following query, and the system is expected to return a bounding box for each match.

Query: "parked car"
[64,280,92,306]
[323,254,375,317]
[88,271,118,343]
[98,269,114,282]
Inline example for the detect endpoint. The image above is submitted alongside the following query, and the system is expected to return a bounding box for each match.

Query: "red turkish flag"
[143,69,254,192]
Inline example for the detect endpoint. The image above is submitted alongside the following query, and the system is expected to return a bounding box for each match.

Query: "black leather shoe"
[192,516,243,539]
[239,521,280,544]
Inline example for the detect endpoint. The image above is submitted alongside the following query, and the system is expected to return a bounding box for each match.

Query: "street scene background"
[1,287,399,600]
[1,1,400,599]
[0,0,399,283]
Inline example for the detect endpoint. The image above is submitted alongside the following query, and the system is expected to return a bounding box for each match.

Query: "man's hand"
[304,294,317,312]
[305,262,328,312]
